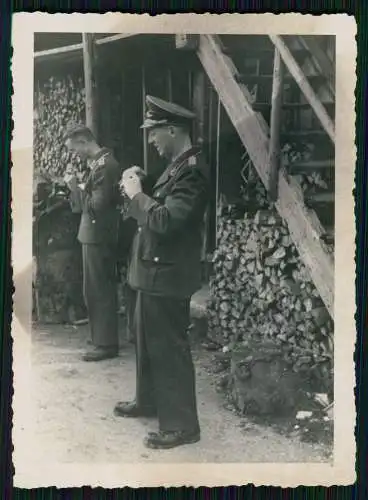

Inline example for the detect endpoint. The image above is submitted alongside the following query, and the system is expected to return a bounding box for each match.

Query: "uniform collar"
[89,147,110,170]
[171,146,201,169]
[154,146,201,189]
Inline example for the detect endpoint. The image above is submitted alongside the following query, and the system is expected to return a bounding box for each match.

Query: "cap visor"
[140,122,154,129]
[140,118,170,130]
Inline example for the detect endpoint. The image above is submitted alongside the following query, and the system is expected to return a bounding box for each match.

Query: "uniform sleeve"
[82,160,120,216]
[68,185,83,213]
[127,165,208,235]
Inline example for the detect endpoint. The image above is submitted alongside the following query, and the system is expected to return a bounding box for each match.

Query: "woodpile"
[207,162,333,395]
[34,75,87,181]
[33,74,88,324]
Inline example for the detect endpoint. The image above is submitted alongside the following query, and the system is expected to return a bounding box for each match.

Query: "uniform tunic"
[69,148,121,347]
[126,146,209,432]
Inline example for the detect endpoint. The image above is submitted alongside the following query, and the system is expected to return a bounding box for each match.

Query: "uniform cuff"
[128,192,157,225]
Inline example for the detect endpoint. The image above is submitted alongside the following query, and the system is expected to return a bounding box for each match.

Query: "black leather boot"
[144,429,200,449]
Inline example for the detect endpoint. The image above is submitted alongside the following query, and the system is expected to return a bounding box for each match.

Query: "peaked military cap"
[141,95,196,130]
[63,122,92,141]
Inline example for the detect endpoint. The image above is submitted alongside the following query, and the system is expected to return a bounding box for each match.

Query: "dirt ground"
[29,321,332,463]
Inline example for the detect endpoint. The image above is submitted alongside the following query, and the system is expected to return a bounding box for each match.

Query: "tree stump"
[229,341,305,417]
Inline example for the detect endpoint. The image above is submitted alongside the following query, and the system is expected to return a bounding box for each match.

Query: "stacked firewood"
[207,163,333,386]
[34,75,87,182]
[33,75,88,324]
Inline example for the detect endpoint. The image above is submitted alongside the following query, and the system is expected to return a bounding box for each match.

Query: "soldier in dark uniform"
[115,95,209,449]
[63,123,121,362]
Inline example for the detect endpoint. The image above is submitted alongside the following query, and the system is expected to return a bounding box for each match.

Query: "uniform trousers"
[126,286,137,342]
[134,291,200,433]
[82,244,118,348]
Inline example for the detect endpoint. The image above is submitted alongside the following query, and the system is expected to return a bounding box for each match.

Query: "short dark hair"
[63,123,95,143]
[71,129,95,142]
[172,122,192,138]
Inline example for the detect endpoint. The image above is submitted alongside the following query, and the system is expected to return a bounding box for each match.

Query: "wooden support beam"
[119,70,126,162]
[95,33,140,46]
[305,191,335,205]
[282,129,329,138]
[192,70,209,260]
[97,71,108,147]
[287,159,334,173]
[276,175,334,315]
[34,42,83,59]
[197,34,334,318]
[142,67,148,174]
[237,73,327,83]
[197,35,270,188]
[296,35,335,98]
[269,35,335,144]
[268,48,284,201]
[192,71,206,146]
[34,34,139,63]
[167,69,173,101]
[82,33,98,138]
[215,95,221,244]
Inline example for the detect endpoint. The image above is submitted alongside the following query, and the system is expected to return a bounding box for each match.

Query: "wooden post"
[82,33,98,138]
[208,87,214,166]
[193,71,205,146]
[142,66,148,173]
[188,71,194,138]
[188,71,193,105]
[208,87,214,253]
[120,70,125,162]
[100,74,111,149]
[268,47,284,202]
[167,69,173,101]
[192,70,208,262]
[215,95,221,244]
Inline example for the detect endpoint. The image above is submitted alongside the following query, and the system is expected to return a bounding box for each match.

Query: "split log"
[207,174,333,389]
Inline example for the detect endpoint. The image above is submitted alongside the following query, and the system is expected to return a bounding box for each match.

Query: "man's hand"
[120,166,144,199]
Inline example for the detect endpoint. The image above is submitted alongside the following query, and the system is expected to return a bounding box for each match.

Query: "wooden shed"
[34,33,335,326]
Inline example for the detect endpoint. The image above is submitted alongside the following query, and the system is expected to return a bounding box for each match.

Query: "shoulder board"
[188,155,197,166]
[169,150,201,177]
[96,152,109,167]
[91,152,109,171]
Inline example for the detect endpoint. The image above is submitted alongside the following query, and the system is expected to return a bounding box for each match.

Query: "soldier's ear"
[168,126,176,136]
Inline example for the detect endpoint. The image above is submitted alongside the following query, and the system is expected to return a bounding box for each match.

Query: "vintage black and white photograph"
[11,13,356,488]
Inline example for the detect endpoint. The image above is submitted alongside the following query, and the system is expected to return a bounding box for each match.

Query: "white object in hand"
[63,173,74,184]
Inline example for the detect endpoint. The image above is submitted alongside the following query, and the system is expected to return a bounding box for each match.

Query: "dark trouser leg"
[140,293,200,433]
[134,291,157,410]
[82,244,118,348]
[82,245,95,343]
[126,285,137,343]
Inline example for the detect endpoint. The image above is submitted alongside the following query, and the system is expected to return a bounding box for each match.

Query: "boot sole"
[144,434,201,450]
[82,353,119,362]
[113,408,157,419]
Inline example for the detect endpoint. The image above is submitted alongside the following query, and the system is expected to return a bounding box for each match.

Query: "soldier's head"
[141,96,195,160]
[63,123,99,161]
